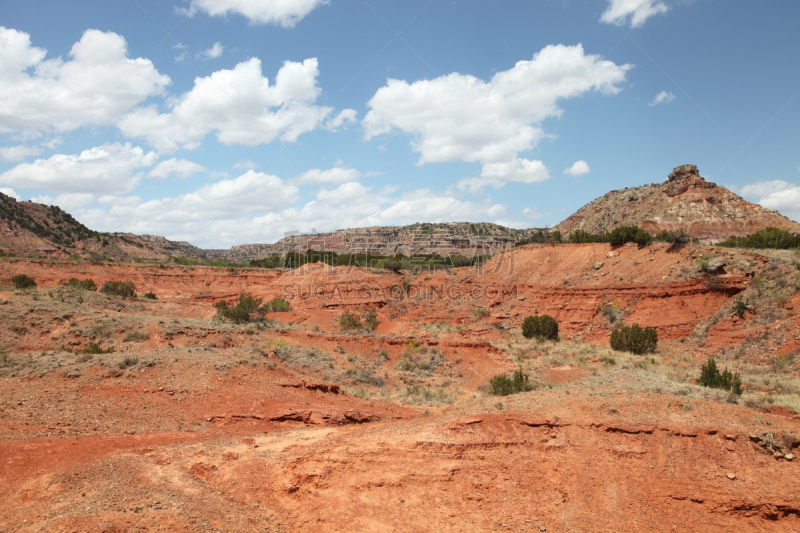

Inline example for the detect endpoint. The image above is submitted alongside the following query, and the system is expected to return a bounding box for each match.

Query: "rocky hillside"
[206,222,539,261]
[0,192,204,260]
[555,164,800,242]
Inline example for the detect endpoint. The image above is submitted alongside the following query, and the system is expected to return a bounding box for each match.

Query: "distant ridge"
[554,164,800,242]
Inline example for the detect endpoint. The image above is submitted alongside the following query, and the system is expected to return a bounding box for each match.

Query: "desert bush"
[609,225,653,246]
[473,308,489,318]
[397,350,445,376]
[732,296,753,317]
[718,227,800,249]
[64,278,97,291]
[489,369,534,396]
[339,310,363,331]
[117,356,138,369]
[263,297,291,313]
[214,292,280,323]
[11,274,36,289]
[521,314,559,340]
[142,291,158,300]
[123,330,149,342]
[81,342,114,355]
[383,259,403,272]
[698,357,742,395]
[610,324,658,354]
[363,309,380,331]
[654,228,689,245]
[99,280,135,298]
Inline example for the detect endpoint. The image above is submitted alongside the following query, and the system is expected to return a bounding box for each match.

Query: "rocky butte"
[555,164,800,242]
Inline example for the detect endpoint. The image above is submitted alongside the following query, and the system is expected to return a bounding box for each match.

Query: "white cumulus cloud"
[182,0,329,27]
[0,27,170,134]
[363,44,631,184]
[119,57,351,153]
[201,42,225,59]
[148,158,206,179]
[0,145,42,162]
[649,91,676,106]
[735,180,800,222]
[0,187,20,200]
[600,0,669,28]
[0,143,157,195]
[563,160,590,177]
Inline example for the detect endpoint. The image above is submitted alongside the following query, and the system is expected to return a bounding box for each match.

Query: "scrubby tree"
[698,358,742,395]
[521,314,559,340]
[609,225,653,246]
[610,324,658,354]
[11,274,36,289]
[339,310,363,331]
[65,278,97,291]
[489,369,534,396]
[99,281,135,298]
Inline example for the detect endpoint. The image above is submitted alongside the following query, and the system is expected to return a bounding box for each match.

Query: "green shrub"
[521,314,559,340]
[123,330,149,343]
[384,259,403,272]
[363,309,380,331]
[214,292,268,324]
[65,278,97,291]
[698,358,742,395]
[11,274,36,289]
[99,280,135,298]
[609,225,653,246]
[610,324,658,354]
[732,296,752,317]
[489,369,534,396]
[142,291,158,300]
[263,297,291,313]
[654,229,689,245]
[718,227,800,250]
[473,308,489,318]
[81,342,114,355]
[117,356,138,369]
[339,310,363,331]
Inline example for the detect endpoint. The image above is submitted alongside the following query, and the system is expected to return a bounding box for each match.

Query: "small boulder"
[593,261,604,270]
[704,257,727,273]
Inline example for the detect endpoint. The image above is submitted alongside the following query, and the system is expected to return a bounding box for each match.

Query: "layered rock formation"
[555,164,800,242]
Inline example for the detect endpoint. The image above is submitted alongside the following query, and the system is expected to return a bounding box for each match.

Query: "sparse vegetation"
[123,330,149,343]
[610,324,658,354]
[521,314,559,340]
[214,293,285,324]
[718,227,800,250]
[339,309,379,332]
[99,280,135,298]
[142,291,158,300]
[64,278,97,291]
[698,358,743,395]
[11,274,36,289]
[489,369,534,396]
[80,342,114,355]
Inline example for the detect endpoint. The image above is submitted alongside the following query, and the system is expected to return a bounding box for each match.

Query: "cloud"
[522,207,550,219]
[30,192,96,211]
[293,161,376,185]
[563,160,590,177]
[735,180,800,222]
[363,44,631,181]
[233,160,257,169]
[0,187,20,200]
[0,27,170,134]
[201,42,225,59]
[68,166,512,247]
[649,91,676,106]
[0,144,41,162]
[119,57,342,153]
[147,158,206,179]
[600,0,669,28]
[182,0,329,27]
[325,108,358,131]
[455,159,551,192]
[0,143,157,194]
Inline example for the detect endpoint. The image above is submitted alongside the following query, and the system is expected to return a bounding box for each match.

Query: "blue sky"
[0,0,798,248]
